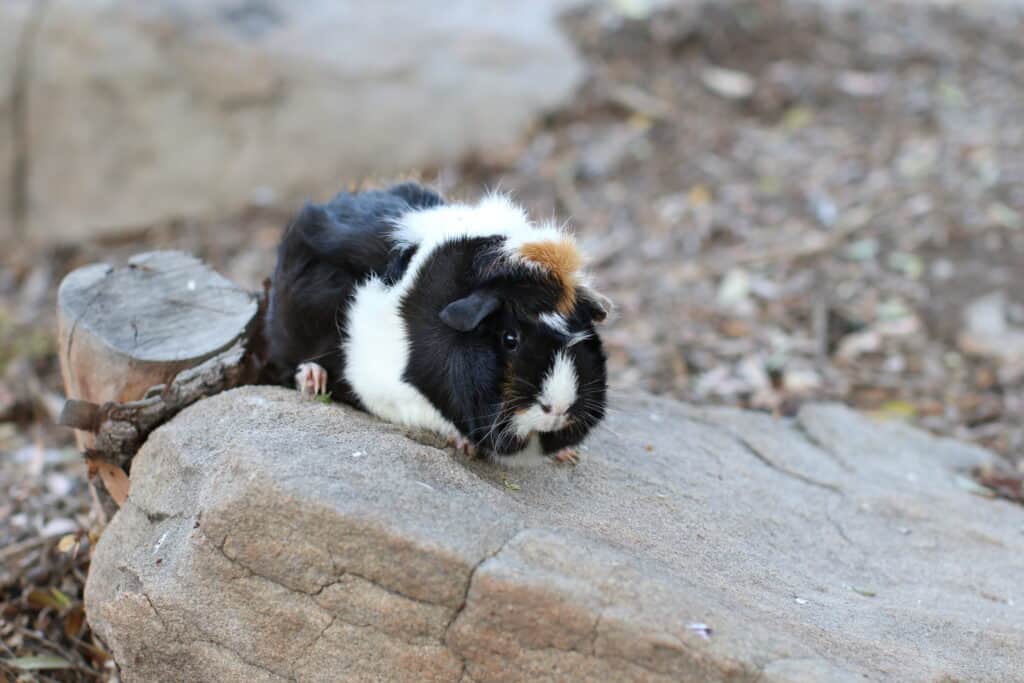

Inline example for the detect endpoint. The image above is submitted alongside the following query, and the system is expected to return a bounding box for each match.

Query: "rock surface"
[85,386,1024,682]
[1,0,583,242]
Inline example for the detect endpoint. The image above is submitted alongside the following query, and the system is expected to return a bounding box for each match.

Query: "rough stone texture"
[2,0,583,242]
[85,386,1024,682]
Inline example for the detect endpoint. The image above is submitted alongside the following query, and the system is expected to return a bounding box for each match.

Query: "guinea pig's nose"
[540,402,552,414]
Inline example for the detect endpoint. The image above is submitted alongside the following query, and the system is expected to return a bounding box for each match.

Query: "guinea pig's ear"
[579,287,614,324]
[440,290,501,332]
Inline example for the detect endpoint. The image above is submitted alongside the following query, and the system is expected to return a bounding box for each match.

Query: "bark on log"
[57,251,260,522]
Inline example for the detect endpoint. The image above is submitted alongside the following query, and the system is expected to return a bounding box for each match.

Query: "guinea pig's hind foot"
[552,448,580,466]
[295,362,328,397]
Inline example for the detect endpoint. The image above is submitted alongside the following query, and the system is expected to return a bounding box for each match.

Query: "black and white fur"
[264,183,608,465]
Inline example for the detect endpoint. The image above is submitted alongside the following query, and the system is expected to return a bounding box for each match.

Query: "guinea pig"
[263,182,610,466]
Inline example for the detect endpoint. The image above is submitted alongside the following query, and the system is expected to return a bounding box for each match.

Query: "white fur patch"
[543,351,579,414]
[567,330,592,347]
[343,276,458,439]
[539,313,591,347]
[392,193,569,269]
[512,351,578,438]
[539,312,570,335]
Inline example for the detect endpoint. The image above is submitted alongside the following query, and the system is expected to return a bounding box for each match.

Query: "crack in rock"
[438,530,725,681]
[190,637,291,682]
[442,528,526,680]
[288,616,337,673]
[133,574,293,682]
[688,414,844,495]
[733,433,844,495]
[793,415,855,473]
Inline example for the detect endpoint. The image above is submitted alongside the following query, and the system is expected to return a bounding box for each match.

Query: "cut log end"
[57,250,261,522]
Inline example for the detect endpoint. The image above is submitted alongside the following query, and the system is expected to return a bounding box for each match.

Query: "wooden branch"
[57,251,260,522]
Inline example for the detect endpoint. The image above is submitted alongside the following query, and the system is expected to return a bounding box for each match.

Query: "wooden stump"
[57,251,260,521]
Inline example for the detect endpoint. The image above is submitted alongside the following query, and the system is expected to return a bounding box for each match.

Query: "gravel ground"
[2,1,1024,679]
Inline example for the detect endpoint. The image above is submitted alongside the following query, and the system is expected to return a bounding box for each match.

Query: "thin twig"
[0,535,51,561]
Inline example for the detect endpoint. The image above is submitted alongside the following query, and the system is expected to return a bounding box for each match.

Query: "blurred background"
[2,0,1024,678]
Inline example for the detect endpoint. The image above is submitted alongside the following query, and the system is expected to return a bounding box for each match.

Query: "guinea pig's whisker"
[298,348,339,364]
[510,376,540,392]
[480,410,514,449]
[592,421,624,439]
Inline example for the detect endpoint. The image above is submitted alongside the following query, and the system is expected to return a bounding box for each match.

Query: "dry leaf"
[57,534,77,553]
[88,458,130,506]
[973,466,1024,504]
[26,589,63,610]
[955,474,996,499]
[700,66,755,99]
[50,588,73,609]
[64,606,86,639]
[9,655,74,671]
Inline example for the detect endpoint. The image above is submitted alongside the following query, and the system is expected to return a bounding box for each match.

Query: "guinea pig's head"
[437,236,610,457]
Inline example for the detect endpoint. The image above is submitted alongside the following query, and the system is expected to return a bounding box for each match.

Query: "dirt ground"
[2,1,1024,679]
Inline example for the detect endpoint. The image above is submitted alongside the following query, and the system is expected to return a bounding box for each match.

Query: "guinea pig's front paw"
[295,362,328,397]
[448,434,478,458]
[552,448,580,466]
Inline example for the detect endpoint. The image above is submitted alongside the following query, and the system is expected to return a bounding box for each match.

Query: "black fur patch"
[264,183,442,406]
[401,237,607,456]
[400,236,512,448]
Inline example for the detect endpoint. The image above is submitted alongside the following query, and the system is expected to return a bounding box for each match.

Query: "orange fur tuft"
[519,239,583,313]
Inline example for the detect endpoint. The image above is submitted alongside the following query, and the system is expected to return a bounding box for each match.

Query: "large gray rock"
[85,386,1024,682]
[1,0,583,242]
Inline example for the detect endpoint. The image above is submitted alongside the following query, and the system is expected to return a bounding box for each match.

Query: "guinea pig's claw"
[295,362,328,397]
[552,448,580,466]
[449,434,478,458]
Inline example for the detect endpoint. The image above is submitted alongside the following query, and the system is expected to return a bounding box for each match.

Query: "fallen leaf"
[609,0,656,20]
[852,586,877,598]
[77,638,111,664]
[502,478,521,492]
[781,106,814,132]
[837,70,889,97]
[88,458,130,507]
[64,606,86,639]
[26,588,64,610]
[986,202,1023,230]
[50,588,73,609]
[700,66,755,99]
[717,269,751,309]
[8,655,75,671]
[887,252,923,280]
[955,474,997,499]
[973,466,1024,504]
[687,184,712,207]
[57,534,78,553]
[871,400,918,421]
[844,239,879,262]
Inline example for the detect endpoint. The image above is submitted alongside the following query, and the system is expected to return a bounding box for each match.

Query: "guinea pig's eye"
[501,330,519,351]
